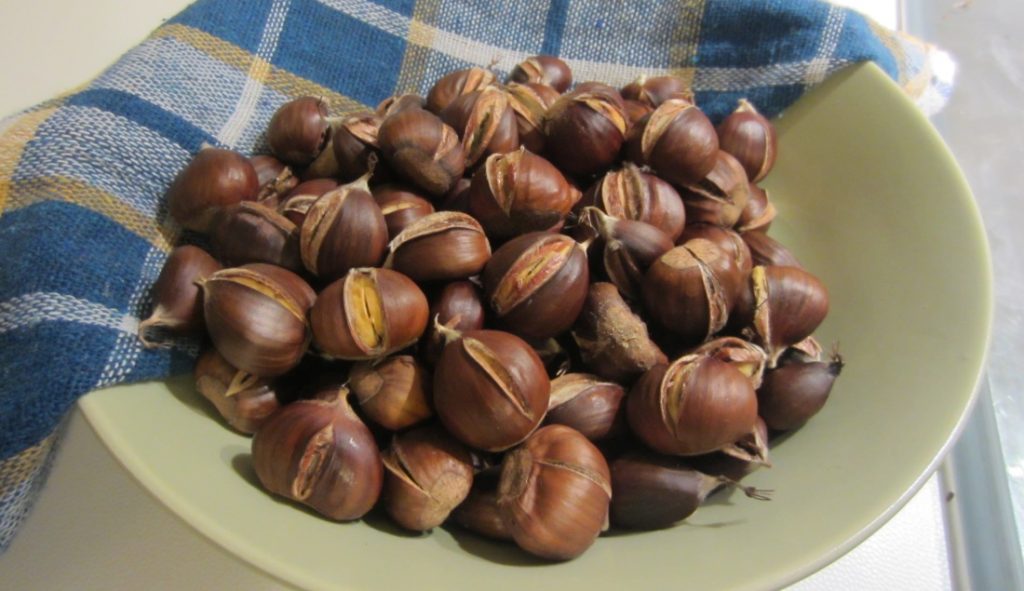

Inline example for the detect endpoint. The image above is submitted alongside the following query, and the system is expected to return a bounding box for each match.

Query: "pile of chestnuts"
[142,55,844,562]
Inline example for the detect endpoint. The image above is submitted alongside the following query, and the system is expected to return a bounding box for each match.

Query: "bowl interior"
[81,63,992,591]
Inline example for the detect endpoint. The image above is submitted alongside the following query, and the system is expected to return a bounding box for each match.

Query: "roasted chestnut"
[621,75,692,108]
[426,67,496,114]
[420,280,486,365]
[332,112,383,182]
[544,83,627,178]
[691,336,768,389]
[250,154,297,208]
[508,55,572,92]
[625,98,718,186]
[384,211,491,282]
[278,178,338,226]
[211,202,302,271]
[582,162,686,241]
[736,183,777,233]
[749,265,829,363]
[545,373,626,441]
[166,147,258,233]
[716,99,777,182]
[299,174,388,281]
[741,230,801,268]
[267,96,331,166]
[679,223,753,278]
[504,82,560,153]
[378,108,466,196]
[194,348,280,434]
[450,476,513,541]
[572,282,667,383]
[372,184,435,239]
[349,355,432,431]
[758,348,843,430]
[138,245,221,347]
[440,86,519,168]
[677,150,750,228]
[578,207,674,299]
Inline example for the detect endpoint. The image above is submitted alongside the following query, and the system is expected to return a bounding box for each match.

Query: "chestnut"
[544,83,628,178]
[440,86,519,168]
[201,263,315,377]
[625,98,718,186]
[384,211,491,282]
[572,282,667,383]
[508,55,572,92]
[210,202,302,271]
[716,99,777,182]
[251,385,382,521]
[251,154,288,188]
[349,355,432,431]
[267,96,331,166]
[450,478,513,541]
[468,147,581,240]
[310,267,429,360]
[686,416,771,480]
[381,424,474,531]
[545,373,626,441]
[504,82,560,153]
[679,223,753,278]
[378,107,466,196]
[438,177,473,213]
[299,174,388,281]
[250,154,297,208]
[582,162,686,241]
[278,178,338,226]
[758,349,843,430]
[482,232,589,340]
[138,245,221,347]
[332,112,384,182]
[376,93,426,118]
[433,328,550,451]
[741,230,802,268]
[578,207,674,300]
[609,452,768,530]
[372,184,435,239]
[420,280,486,365]
[627,353,758,456]
[166,147,258,233]
[426,67,496,114]
[749,265,830,363]
[194,348,280,434]
[736,183,777,233]
[677,150,750,228]
[496,425,611,560]
[691,336,768,389]
[622,99,654,132]
[621,75,692,108]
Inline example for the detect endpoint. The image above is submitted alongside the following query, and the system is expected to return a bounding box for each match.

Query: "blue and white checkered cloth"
[0,0,952,551]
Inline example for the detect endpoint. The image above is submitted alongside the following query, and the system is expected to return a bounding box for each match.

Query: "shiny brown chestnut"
[201,263,315,377]
[625,98,718,186]
[426,67,497,114]
[438,177,473,213]
[468,147,580,240]
[299,174,388,281]
[332,112,383,182]
[678,150,751,228]
[691,336,769,389]
[582,162,686,241]
[211,202,302,271]
[627,353,758,456]
[311,267,429,360]
[372,184,435,239]
[508,55,572,92]
[376,93,426,118]
[579,207,675,300]
[482,232,589,340]
[440,86,519,168]
[736,183,777,233]
[138,245,221,348]
[609,452,768,530]
[545,373,626,442]
[621,75,692,108]
[278,178,338,226]
[421,280,486,365]
[251,385,382,521]
[166,147,258,233]
[742,230,802,268]
[384,211,491,282]
[622,99,654,132]
[194,348,280,434]
[749,265,830,363]
[504,82,560,153]
[686,416,771,481]
[758,349,843,430]
[642,239,742,345]
[572,282,667,383]
[433,328,550,451]
[349,355,432,431]
[267,96,331,166]
[250,155,297,208]
[378,108,466,196]
[496,425,611,561]
[679,222,753,278]
[544,83,628,178]
[716,99,777,182]
[381,424,474,531]
[450,479,513,541]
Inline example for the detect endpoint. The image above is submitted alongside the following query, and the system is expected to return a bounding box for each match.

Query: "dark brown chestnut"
[332,112,383,182]
[621,75,692,108]
[749,265,830,363]
[372,184,435,239]
[578,207,675,300]
[250,154,297,208]
[166,147,259,233]
[572,282,667,383]
[482,232,589,340]
[278,178,338,226]
[251,385,382,521]
[211,202,302,271]
[679,223,753,278]
[381,424,474,531]
[543,83,628,178]
[508,55,572,92]
[504,82,560,153]
[194,348,281,434]
[267,96,331,166]
[468,147,580,240]
[742,230,802,268]
[716,99,777,182]
[691,336,769,389]
[310,267,429,360]
[758,349,843,431]
[299,174,388,281]
[496,425,611,560]
[677,150,751,228]
[349,354,432,431]
[440,86,519,168]
[421,280,486,365]
[450,477,513,541]
[622,99,654,132]
[582,162,686,241]
[138,245,221,348]
[438,177,473,213]
[426,67,497,114]
[376,93,426,118]
[625,98,718,186]
[627,353,758,456]
[736,183,777,233]
[433,328,550,451]
[384,211,491,282]
[200,264,315,377]
[545,373,626,441]
[378,108,466,196]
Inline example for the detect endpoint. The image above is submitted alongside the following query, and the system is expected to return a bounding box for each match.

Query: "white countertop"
[0,1,960,589]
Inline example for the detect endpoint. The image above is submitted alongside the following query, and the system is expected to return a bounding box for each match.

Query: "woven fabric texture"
[0,0,950,551]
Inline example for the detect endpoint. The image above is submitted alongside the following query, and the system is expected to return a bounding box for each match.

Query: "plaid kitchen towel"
[0,0,952,551]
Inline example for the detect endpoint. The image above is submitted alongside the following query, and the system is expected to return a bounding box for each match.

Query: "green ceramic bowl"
[80,63,992,591]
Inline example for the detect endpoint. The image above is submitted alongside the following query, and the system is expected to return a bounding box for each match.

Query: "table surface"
[2,1,1020,589]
